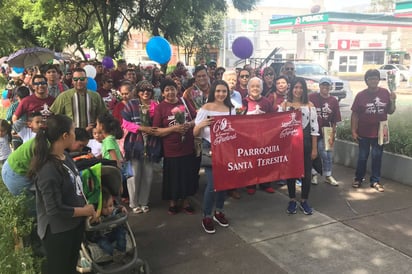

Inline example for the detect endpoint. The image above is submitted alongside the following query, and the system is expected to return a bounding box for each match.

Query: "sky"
[257,0,371,11]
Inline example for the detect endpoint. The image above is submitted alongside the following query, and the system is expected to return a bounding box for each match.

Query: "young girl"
[96,113,124,168]
[29,114,96,274]
[0,119,12,166]
[280,77,319,215]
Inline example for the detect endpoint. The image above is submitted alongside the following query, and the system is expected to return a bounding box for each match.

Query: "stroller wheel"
[131,260,150,274]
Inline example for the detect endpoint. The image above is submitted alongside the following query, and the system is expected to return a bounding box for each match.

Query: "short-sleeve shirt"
[309,93,341,138]
[244,96,275,115]
[351,87,391,138]
[152,100,195,158]
[101,135,122,161]
[14,94,55,120]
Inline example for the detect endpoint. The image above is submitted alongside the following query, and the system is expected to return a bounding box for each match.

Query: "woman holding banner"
[193,80,235,234]
[244,77,276,195]
[280,77,319,215]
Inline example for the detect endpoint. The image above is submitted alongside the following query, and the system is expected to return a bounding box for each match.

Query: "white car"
[378,64,410,81]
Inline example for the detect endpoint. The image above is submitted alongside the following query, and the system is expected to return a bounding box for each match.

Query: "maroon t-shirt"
[351,87,391,138]
[14,94,55,119]
[110,70,126,89]
[235,83,248,99]
[153,100,196,158]
[244,96,275,114]
[309,93,341,138]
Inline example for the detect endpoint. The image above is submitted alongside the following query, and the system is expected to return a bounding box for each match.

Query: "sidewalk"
[129,164,412,274]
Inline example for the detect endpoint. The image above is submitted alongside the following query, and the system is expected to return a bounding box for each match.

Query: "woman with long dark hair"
[29,114,95,274]
[193,80,235,234]
[280,77,319,215]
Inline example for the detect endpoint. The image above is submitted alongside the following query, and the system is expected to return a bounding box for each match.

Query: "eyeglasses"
[366,77,379,81]
[73,77,86,82]
[284,67,294,71]
[239,75,250,79]
[33,81,47,86]
[264,73,274,76]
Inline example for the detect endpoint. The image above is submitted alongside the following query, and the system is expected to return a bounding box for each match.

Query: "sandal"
[371,182,384,192]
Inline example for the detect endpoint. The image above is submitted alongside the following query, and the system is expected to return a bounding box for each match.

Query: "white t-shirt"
[87,139,102,157]
[0,135,12,161]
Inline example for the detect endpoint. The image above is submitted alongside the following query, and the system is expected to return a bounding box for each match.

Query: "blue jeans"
[2,160,32,196]
[203,167,226,217]
[355,137,383,185]
[317,138,333,177]
[97,226,126,256]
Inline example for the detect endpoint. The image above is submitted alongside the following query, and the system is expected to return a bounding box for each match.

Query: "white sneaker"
[76,250,91,273]
[325,176,339,186]
[141,205,150,213]
[132,206,143,214]
[311,175,318,185]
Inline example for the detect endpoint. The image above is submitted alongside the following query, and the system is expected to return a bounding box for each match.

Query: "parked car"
[378,64,409,81]
[270,62,349,102]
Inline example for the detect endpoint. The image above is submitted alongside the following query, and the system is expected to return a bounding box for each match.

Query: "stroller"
[75,156,150,274]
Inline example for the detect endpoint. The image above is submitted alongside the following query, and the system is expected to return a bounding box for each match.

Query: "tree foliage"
[0,0,258,60]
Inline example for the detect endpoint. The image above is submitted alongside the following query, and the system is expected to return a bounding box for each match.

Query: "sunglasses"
[284,67,294,71]
[73,77,86,82]
[139,89,153,93]
[264,73,274,76]
[106,80,113,83]
[33,81,47,86]
[239,75,250,79]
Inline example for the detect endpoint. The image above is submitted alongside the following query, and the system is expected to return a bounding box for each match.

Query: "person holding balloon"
[50,67,107,132]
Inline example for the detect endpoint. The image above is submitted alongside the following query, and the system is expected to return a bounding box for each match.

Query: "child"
[0,120,12,166]
[96,113,124,168]
[96,112,127,200]
[95,188,127,256]
[87,126,103,158]
[12,111,43,143]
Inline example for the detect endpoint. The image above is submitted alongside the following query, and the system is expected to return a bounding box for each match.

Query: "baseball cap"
[208,60,217,67]
[319,77,332,85]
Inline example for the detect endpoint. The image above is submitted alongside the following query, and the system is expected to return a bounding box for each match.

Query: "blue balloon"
[12,67,24,73]
[2,90,8,100]
[146,36,172,64]
[86,77,97,91]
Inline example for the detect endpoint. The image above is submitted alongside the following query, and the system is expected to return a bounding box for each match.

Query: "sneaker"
[286,201,297,214]
[299,201,313,215]
[263,187,275,193]
[168,206,179,215]
[76,250,91,273]
[311,175,318,185]
[295,179,302,187]
[183,205,195,215]
[132,206,143,214]
[213,211,229,227]
[141,205,150,213]
[202,217,216,234]
[246,188,256,195]
[325,176,339,186]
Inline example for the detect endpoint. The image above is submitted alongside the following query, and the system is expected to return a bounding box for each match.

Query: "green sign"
[269,13,329,28]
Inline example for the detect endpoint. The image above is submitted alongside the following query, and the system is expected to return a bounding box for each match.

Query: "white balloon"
[84,65,97,79]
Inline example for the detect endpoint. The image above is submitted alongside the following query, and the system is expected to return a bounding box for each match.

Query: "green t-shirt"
[8,138,35,175]
[101,135,122,162]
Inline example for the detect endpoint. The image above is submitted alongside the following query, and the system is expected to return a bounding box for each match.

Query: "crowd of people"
[0,57,397,272]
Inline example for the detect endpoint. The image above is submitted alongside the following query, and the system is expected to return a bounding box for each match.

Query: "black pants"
[42,223,84,274]
[287,126,312,200]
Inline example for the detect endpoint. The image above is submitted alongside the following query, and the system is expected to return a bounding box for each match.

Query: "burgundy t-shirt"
[235,83,248,99]
[14,94,55,119]
[309,93,341,138]
[351,87,391,138]
[244,96,275,114]
[153,100,195,158]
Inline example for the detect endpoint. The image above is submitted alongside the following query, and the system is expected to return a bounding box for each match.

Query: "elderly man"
[281,61,296,82]
[50,68,107,131]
